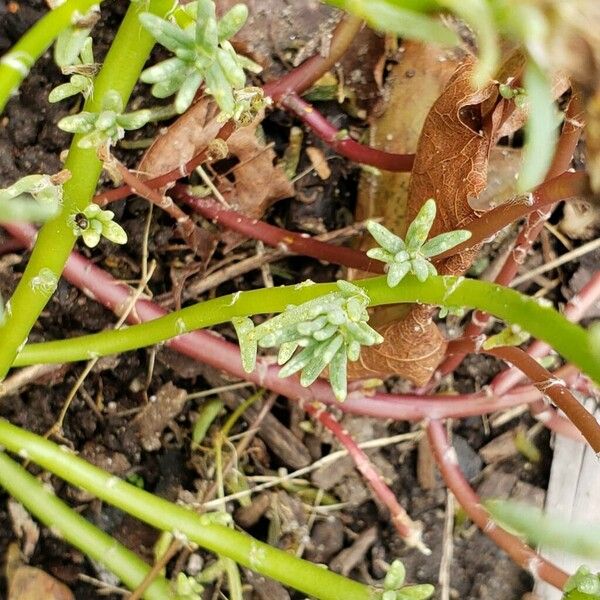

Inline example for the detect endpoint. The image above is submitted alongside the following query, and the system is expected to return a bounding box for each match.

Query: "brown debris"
[132,382,188,451]
[330,526,378,576]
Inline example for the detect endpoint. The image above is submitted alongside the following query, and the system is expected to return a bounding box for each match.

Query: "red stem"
[427,420,568,590]
[262,16,363,101]
[446,337,600,452]
[281,94,414,172]
[434,171,589,261]
[488,345,600,453]
[437,93,584,376]
[3,222,586,425]
[304,402,427,552]
[492,269,600,395]
[174,186,383,273]
[94,121,236,207]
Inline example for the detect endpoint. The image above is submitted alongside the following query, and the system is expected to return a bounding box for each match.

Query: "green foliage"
[326,0,458,45]
[377,560,435,600]
[54,5,100,68]
[564,567,600,600]
[139,0,264,117]
[326,0,564,192]
[485,500,600,559]
[57,89,151,149]
[174,572,203,600]
[49,36,95,102]
[0,172,67,223]
[233,280,383,401]
[68,203,127,248]
[367,199,471,287]
[482,324,530,349]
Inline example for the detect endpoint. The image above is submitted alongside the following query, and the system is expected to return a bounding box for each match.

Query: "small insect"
[74,212,88,230]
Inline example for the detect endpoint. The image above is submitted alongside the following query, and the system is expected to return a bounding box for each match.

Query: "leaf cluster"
[58,89,151,149]
[139,0,263,117]
[367,199,471,287]
[233,281,383,401]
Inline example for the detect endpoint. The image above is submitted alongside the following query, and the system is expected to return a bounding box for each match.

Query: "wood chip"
[330,526,378,576]
[306,146,331,180]
[132,382,187,451]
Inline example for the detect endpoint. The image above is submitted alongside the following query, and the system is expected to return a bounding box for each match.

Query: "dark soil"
[0,2,572,599]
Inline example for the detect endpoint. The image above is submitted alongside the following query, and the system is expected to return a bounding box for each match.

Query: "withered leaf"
[348,305,447,386]
[139,97,293,219]
[8,567,74,600]
[351,41,461,386]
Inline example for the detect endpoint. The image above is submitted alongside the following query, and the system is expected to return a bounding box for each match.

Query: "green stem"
[0,420,376,600]
[15,275,600,386]
[0,452,172,599]
[0,0,105,112]
[0,0,173,379]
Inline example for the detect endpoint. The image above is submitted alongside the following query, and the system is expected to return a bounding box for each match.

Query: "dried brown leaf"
[350,42,461,386]
[8,567,74,600]
[348,305,447,387]
[139,98,293,219]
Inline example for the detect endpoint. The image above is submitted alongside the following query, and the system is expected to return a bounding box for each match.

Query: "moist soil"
[0,1,579,599]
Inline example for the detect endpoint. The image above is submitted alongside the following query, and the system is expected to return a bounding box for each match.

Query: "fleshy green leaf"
[300,334,344,387]
[140,57,187,84]
[329,347,348,402]
[195,0,218,58]
[387,261,411,287]
[420,230,471,257]
[518,60,558,192]
[174,71,204,113]
[139,12,195,53]
[232,317,257,372]
[57,112,96,133]
[217,4,248,41]
[485,500,600,559]
[406,198,436,253]
[367,220,405,253]
[48,82,81,103]
[118,109,152,130]
[101,221,128,245]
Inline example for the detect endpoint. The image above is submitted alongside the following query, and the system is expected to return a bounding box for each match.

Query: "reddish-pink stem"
[281,93,414,172]
[0,238,24,255]
[304,402,427,552]
[446,337,600,452]
[3,222,585,424]
[489,345,600,453]
[94,121,237,207]
[262,16,363,101]
[437,93,584,376]
[427,419,568,590]
[435,171,589,261]
[174,186,383,273]
[492,269,600,395]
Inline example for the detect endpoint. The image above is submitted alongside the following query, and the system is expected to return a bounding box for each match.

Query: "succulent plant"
[139,0,264,117]
[367,199,471,287]
[58,89,151,149]
[49,36,96,103]
[233,280,383,401]
[68,203,127,248]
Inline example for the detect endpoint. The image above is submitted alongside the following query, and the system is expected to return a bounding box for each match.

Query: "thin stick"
[427,419,568,590]
[175,186,382,273]
[304,402,428,554]
[510,237,600,286]
[281,93,414,172]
